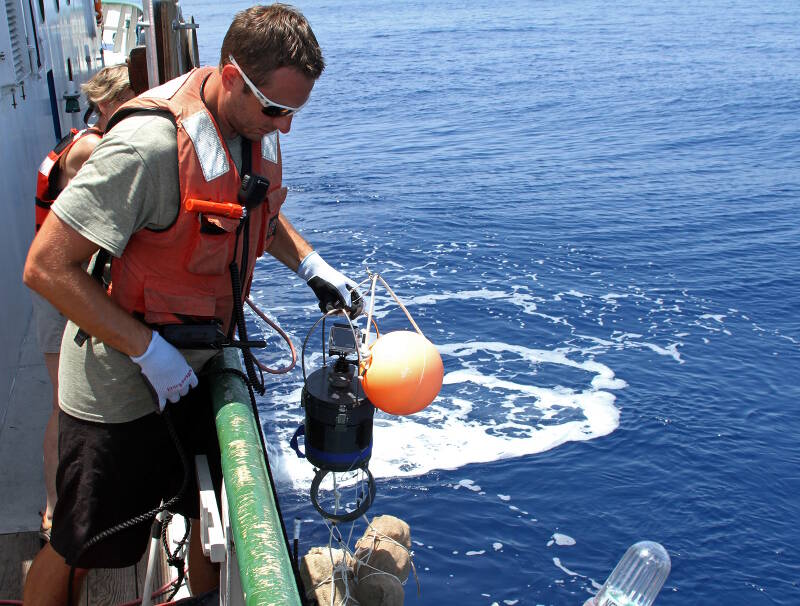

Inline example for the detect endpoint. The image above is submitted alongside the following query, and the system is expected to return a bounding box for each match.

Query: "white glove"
[130,331,199,412]
[297,251,364,318]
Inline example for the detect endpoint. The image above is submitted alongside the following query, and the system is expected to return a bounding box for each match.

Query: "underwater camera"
[292,317,377,523]
[291,272,444,523]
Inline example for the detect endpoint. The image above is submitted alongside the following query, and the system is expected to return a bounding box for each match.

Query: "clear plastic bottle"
[583,541,671,606]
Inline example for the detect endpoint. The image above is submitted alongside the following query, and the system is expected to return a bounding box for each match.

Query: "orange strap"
[184,198,244,219]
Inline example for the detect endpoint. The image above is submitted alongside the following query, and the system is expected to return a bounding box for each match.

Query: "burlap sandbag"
[351,515,412,605]
[300,546,357,605]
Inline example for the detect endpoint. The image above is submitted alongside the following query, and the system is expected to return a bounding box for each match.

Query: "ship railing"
[197,349,302,606]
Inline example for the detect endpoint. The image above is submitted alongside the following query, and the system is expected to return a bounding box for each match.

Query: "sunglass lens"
[262,106,293,118]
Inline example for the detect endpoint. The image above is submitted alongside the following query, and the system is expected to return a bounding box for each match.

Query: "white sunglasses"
[228,54,306,117]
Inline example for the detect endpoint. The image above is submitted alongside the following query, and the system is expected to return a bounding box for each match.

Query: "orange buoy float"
[362,331,444,415]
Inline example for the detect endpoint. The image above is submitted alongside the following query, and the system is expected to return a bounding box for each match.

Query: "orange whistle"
[184,198,244,219]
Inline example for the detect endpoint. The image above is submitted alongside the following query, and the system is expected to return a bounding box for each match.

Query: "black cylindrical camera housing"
[301,362,375,472]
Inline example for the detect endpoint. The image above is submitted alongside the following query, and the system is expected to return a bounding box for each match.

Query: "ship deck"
[0,318,175,603]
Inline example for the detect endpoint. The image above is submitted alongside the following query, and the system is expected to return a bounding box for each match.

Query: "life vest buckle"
[159,322,226,349]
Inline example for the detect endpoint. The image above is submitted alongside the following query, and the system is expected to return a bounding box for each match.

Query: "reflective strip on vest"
[38,154,56,176]
[261,131,278,164]
[183,110,230,182]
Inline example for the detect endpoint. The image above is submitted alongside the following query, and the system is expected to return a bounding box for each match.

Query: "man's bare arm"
[59,134,102,188]
[23,213,152,357]
[268,212,365,318]
[266,211,313,271]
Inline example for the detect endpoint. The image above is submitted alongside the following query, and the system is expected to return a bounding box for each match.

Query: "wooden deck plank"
[85,565,138,605]
[1,529,181,604]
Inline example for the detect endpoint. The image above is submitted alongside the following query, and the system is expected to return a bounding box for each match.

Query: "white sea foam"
[266,269,708,490]
[634,341,683,363]
[273,337,624,490]
[547,533,576,547]
[580,332,683,365]
[451,289,541,316]
[553,557,580,576]
[455,479,481,492]
[601,293,629,301]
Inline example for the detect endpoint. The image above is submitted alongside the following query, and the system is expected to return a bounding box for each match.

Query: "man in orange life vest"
[23,4,362,603]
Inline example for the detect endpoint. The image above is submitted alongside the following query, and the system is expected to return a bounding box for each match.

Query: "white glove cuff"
[131,330,159,364]
[297,250,330,282]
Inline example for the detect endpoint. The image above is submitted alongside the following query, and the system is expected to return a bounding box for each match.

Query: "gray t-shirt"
[52,113,243,423]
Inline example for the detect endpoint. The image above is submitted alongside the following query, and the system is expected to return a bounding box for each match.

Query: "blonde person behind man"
[30,63,134,542]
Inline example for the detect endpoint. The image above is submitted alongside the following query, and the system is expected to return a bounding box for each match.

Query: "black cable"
[227,138,269,396]
[160,511,190,601]
[228,254,265,394]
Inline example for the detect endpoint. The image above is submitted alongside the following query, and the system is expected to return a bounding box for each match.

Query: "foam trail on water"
[270,339,623,490]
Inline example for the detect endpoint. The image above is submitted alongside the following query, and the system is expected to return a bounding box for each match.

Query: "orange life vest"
[35,127,102,232]
[107,67,286,336]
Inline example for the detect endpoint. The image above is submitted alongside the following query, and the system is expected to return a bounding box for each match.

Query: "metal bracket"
[172,19,199,31]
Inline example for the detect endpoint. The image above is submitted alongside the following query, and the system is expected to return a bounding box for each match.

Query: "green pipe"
[207,349,302,606]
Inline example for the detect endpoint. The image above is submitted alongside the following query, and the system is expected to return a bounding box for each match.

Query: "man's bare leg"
[23,543,88,606]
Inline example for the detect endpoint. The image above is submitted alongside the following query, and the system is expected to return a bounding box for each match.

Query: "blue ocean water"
[190,1,800,604]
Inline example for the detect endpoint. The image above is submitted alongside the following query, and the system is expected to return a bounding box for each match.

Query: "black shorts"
[50,381,223,569]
